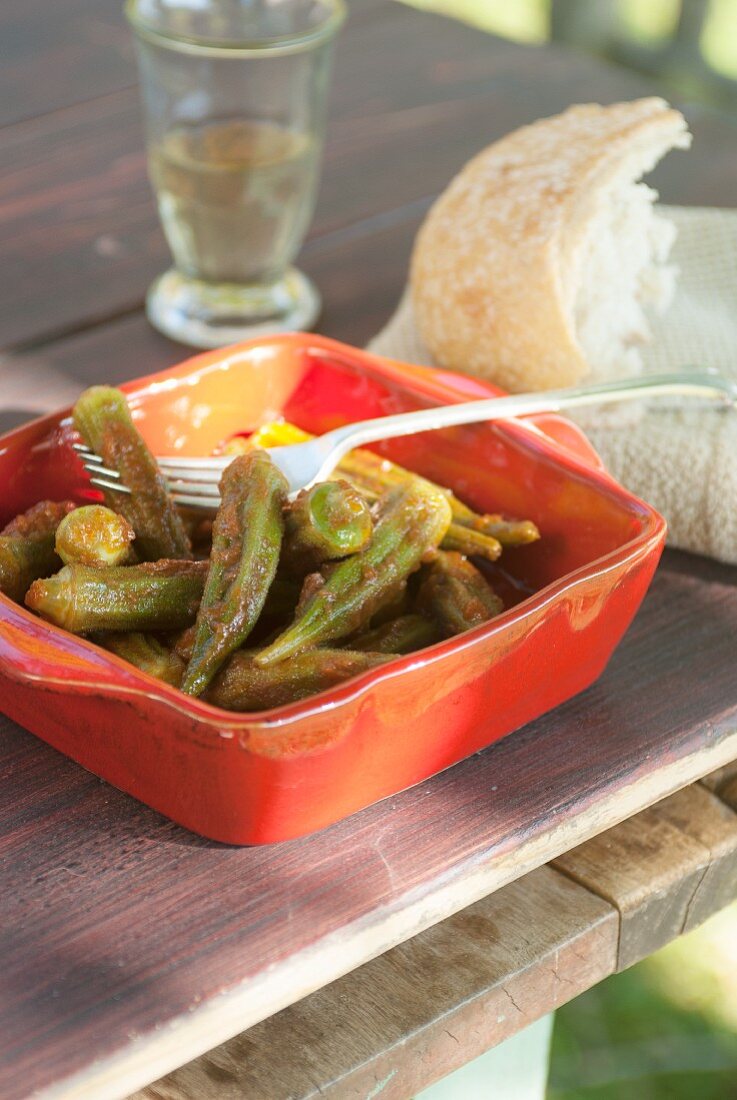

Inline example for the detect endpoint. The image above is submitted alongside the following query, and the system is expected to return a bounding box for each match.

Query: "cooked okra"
[256,479,453,666]
[181,451,288,697]
[206,648,394,711]
[55,505,135,567]
[12,392,542,711]
[0,500,75,602]
[26,560,208,633]
[283,480,373,572]
[450,498,540,547]
[96,632,185,687]
[350,613,441,655]
[244,420,535,559]
[73,386,192,562]
[439,524,503,561]
[417,551,504,637]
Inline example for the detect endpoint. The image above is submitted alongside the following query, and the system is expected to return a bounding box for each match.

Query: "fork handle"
[321,371,737,467]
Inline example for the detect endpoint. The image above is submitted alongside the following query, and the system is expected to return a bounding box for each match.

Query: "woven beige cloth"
[368,205,737,564]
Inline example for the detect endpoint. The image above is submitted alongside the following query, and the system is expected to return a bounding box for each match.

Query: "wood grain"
[23,207,426,392]
[705,764,737,815]
[0,0,134,128]
[2,5,737,1098]
[701,761,737,796]
[719,778,737,812]
[133,867,617,1100]
[2,550,737,1099]
[0,0,385,130]
[4,6,737,351]
[135,781,737,1100]
[553,784,737,970]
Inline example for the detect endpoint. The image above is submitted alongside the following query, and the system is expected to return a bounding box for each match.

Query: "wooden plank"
[133,867,617,1100]
[6,8,737,351]
[552,784,737,970]
[2,550,737,1098]
[133,782,737,1099]
[0,207,423,407]
[0,0,386,130]
[0,0,134,128]
[719,777,737,812]
[3,8,737,1099]
[659,786,737,931]
[703,762,737,814]
[12,205,425,392]
[700,760,737,794]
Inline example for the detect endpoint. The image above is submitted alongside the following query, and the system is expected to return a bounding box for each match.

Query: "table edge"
[38,731,737,1100]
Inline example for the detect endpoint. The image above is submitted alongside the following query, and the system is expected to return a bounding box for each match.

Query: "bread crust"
[410,99,690,392]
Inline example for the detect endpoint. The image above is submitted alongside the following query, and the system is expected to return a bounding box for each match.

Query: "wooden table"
[2,3,737,1098]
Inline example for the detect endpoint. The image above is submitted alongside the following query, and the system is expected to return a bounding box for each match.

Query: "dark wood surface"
[138,866,622,1100]
[136,781,737,1100]
[3,1,737,355]
[3,2,737,1097]
[4,548,737,1098]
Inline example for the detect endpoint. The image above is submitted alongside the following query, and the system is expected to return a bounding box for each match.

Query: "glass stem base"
[146,267,321,348]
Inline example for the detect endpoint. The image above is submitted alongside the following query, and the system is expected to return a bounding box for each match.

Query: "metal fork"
[74,371,737,511]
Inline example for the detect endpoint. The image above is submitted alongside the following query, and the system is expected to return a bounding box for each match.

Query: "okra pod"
[338,468,505,560]
[244,420,523,559]
[342,454,538,544]
[207,648,394,711]
[173,581,298,660]
[172,624,196,663]
[174,584,299,665]
[336,477,503,562]
[479,518,539,546]
[367,582,412,627]
[440,524,503,562]
[26,559,208,634]
[417,551,504,637]
[182,451,288,697]
[451,502,540,547]
[0,500,75,602]
[350,613,441,655]
[73,386,192,562]
[96,632,185,687]
[55,505,135,567]
[283,480,373,572]
[256,480,452,666]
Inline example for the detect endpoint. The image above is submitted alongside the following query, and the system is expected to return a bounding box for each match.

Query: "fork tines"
[73,441,131,495]
[73,440,222,506]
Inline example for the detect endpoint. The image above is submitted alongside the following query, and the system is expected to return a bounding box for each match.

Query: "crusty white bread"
[410,98,691,392]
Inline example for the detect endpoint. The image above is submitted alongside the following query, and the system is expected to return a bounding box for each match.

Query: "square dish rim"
[0,334,666,734]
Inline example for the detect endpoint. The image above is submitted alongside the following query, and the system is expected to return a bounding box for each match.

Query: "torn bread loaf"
[410,98,691,392]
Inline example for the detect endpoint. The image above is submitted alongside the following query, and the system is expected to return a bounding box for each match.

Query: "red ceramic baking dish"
[0,334,665,844]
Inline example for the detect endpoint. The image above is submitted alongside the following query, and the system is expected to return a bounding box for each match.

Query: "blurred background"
[395,9,737,1097]
[405,0,737,110]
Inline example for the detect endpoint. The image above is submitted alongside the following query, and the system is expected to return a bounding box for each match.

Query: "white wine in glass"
[127,0,345,348]
[149,119,320,285]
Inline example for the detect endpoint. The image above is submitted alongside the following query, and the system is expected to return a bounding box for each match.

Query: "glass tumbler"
[125,0,345,348]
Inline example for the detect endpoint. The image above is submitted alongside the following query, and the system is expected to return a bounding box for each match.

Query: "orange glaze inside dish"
[0,334,664,843]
